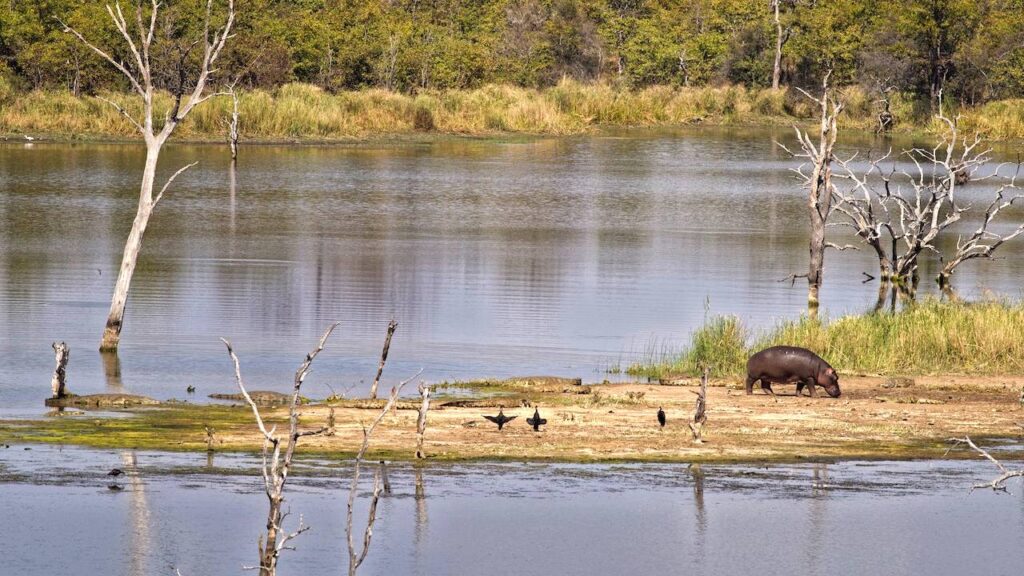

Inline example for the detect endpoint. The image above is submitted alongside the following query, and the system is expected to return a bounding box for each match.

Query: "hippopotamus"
[745,346,840,398]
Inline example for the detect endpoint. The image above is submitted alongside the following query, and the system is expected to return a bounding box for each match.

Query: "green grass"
[629,299,1024,379]
[5,80,1024,141]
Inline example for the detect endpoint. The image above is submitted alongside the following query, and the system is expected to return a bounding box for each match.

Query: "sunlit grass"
[8,80,1021,140]
[629,299,1024,379]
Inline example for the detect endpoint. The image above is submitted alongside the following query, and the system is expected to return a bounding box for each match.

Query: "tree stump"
[50,342,69,399]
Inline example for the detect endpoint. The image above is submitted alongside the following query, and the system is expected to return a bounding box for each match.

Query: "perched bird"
[483,408,517,431]
[107,468,125,477]
[186,385,196,394]
[23,135,35,141]
[657,407,666,428]
[526,407,547,432]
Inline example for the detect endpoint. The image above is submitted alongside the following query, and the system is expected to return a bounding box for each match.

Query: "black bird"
[107,484,123,491]
[526,407,547,432]
[483,408,517,431]
[107,468,125,477]
[657,407,666,428]
[186,385,196,394]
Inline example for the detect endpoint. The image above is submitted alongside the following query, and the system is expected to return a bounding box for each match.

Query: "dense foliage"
[2,0,1023,105]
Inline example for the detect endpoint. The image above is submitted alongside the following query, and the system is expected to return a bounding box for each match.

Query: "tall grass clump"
[630,300,1024,379]
[628,316,748,378]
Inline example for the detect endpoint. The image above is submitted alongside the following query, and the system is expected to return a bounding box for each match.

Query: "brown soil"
[213,375,1024,462]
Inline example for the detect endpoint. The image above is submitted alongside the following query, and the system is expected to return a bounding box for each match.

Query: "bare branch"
[95,96,145,134]
[153,162,199,205]
[949,436,1024,493]
[222,321,340,576]
[58,18,145,97]
[347,368,423,576]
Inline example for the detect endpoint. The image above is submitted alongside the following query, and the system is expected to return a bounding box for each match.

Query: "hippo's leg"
[796,381,805,396]
[745,375,757,395]
[759,379,775,396]
[805,378,817,397]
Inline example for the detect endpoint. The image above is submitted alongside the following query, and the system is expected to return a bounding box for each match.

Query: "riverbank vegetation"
[4,81,1024,141]
[3,1,1024,139]
[628,299,1024,380]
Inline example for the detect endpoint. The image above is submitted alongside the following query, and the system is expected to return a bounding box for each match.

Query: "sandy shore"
[4,375,1022,463]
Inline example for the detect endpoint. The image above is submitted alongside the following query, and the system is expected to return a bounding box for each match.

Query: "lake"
[2,444,1022,576]
[1,128,1022,413]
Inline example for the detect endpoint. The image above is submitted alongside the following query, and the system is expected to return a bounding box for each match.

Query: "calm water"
[2,129,1023,412]
[2,445,1023,576]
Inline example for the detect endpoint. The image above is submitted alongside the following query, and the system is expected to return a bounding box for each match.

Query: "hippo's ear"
[826,367,834,375]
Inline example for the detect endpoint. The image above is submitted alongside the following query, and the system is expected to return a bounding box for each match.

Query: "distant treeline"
[2,0,1024,107]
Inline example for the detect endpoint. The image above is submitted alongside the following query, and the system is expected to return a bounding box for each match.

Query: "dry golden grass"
[9,80,1018,140]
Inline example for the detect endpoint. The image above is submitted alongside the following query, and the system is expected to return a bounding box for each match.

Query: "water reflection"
[4,448,1024,576]
[100,351,123,391]
[1,132,1022,411]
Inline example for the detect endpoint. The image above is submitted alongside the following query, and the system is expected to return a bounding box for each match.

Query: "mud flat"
[3,375,1022,462]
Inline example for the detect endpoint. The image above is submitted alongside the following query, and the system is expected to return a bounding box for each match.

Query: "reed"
[629,299,1024,379]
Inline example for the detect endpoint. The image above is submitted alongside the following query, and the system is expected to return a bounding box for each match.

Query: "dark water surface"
[2,129,1022,412]
[2,445,1023,576]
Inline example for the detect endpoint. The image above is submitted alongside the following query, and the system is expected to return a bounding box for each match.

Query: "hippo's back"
[747,346,827,375]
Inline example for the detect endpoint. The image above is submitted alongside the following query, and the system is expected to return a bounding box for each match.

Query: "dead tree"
[221,322,338,576]
[224,84,240,162]
[347,369,421,576]
[779,70,844,314]
[770,0,795,89]
[368,320,397,399]
[937,169,1023,287]
[949,436,1024,493]
[50,341,70,399]
[415,383,431,459]
[688,367,708,443]
[61,1,236,353]
[833,104,1014,294]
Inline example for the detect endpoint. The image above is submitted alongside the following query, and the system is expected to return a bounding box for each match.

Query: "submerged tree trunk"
[804,79,841,314]
[100,145,160,352]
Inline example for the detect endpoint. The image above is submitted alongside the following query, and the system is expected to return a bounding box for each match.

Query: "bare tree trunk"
[415,383,431,458]
[793,71,842,315]
[101,145,159,351]
[50,341,69,399]
[228,88,239,162]
[369,320,398,399]
[770,0,790,90]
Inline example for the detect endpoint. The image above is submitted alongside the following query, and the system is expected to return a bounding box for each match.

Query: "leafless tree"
[60,0,236,353]
[369,320,398,399]
[949,436,1024,493]
[347,369,422,576]
[778,70,844,314]
[221,322,338,576]
[833,104,1021,293]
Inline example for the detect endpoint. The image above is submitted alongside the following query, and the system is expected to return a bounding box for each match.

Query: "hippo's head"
[818,367,841,398]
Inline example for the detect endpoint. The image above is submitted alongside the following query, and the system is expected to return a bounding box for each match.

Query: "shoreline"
[3,374,1021,464]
